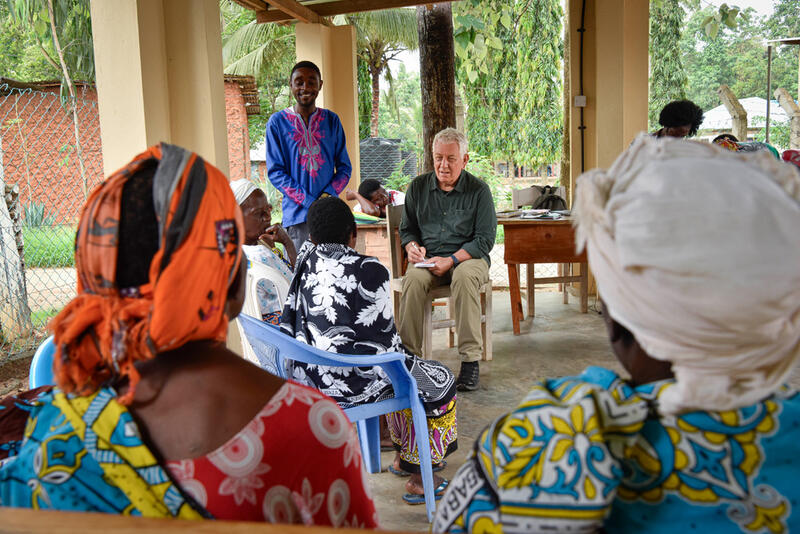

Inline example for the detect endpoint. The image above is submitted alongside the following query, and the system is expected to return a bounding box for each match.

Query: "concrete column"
[90,0,229,176]
[567,0,649,179]
[295,23,360,197]
[567,0,649,296]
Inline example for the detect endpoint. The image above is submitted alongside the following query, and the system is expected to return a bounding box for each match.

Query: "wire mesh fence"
[0,83,103,364]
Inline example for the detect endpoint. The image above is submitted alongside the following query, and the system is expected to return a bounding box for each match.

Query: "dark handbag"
[532,185,567,211]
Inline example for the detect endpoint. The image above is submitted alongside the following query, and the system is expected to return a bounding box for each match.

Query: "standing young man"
[265,61,352,249]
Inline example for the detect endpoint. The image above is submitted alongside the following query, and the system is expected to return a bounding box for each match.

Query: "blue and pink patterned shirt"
[265,107,352,227]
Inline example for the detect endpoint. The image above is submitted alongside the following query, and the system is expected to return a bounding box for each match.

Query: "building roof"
[699,96,793,131]
[224,74,260,116]
[232,0,456,24]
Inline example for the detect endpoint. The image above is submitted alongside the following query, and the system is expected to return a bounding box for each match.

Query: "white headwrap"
[574,135,800,414]
[229,178,259,206]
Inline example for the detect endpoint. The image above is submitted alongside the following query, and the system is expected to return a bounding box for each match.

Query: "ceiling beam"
[256,0,451,23]
[262,0,327,24]
[233,0,268,10]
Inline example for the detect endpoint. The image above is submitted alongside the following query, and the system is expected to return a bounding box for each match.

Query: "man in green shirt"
[398,128,497,391]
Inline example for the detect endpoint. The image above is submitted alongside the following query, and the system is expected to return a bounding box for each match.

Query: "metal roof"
[232,0,453,24]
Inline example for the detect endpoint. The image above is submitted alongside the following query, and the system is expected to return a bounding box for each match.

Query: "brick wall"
[224,81,250,182]
[0,82,253,223]
[0,86,104,224]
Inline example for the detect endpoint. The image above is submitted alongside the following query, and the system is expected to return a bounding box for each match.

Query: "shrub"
[23,202,57,227]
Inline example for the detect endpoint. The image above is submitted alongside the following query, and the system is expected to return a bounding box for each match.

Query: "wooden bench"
[0,507,414,533]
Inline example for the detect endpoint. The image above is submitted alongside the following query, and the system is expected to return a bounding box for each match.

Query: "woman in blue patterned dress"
[434,136,800,533]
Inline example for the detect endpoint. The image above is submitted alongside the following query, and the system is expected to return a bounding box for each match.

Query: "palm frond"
[340,9,418,51]
[222,20,292,65]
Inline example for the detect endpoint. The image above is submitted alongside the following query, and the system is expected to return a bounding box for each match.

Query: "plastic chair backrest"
[237,260,291,371]
[29,336,55,389]
[236,314,438,520]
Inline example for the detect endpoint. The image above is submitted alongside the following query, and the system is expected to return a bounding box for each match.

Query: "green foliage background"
[452,0,563,169]
[649,0,688,129]
[650,0,799,141]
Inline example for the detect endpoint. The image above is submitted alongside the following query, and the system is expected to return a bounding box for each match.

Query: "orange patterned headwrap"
[50,144,243,404]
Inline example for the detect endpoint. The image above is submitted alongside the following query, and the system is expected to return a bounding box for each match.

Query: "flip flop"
[388,460,447,477]
[402,480,449,505]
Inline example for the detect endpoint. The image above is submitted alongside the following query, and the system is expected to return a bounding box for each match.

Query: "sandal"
[402,480,449,505]
[388,460,446,477]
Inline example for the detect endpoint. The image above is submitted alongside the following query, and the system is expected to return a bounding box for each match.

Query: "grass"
[31,308,60,328]
[22,226,76,268]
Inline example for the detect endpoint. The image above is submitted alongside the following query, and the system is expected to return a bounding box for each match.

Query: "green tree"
[680,5,797,114]
[7,0,94,197]
[220,1,295,144]
[649,0,688,129]
[0,3,59,81]
[453,0,563,169]
[335,9,418,138]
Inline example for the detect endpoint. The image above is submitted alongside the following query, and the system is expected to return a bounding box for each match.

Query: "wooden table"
[354,223,391,269]
[0,507,415,533]
[499,218,588,335]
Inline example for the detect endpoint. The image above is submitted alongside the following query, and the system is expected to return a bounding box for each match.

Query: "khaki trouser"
[397,258,489,363]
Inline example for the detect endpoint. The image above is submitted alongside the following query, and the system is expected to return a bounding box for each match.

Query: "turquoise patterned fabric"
[0,387,205,518]
[433,367,799,533]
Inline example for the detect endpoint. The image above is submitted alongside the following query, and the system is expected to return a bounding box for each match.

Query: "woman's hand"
[261,224,297,267]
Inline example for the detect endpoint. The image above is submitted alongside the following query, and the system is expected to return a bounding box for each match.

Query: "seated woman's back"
[0,144,376,527]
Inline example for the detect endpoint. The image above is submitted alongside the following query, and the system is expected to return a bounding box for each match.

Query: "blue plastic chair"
[29,335,55,389]
[237,313,438,521]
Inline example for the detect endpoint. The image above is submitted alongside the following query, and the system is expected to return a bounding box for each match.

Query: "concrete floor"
[370,290,622,532]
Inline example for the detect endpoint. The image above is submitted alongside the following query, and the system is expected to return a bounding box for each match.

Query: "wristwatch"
[450,254,460,267]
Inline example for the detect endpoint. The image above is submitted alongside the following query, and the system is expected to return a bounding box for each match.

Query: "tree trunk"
[417,4,456,173]
[48,0,88,199]
[370,67,381,137]
[0,148,32,341]
[561,5,571,206]
[775,87,800,149]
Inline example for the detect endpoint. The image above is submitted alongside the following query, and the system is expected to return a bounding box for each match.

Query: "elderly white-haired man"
[398,128,497,391]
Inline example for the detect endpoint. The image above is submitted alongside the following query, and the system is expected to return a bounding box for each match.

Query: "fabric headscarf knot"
[230,178,259,205]
[574,135,800,414]
[50,143,244,404]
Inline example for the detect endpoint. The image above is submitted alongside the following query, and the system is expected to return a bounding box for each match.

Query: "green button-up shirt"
[399,170,497,264]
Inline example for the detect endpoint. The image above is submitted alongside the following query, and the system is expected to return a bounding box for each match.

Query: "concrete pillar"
[295,23,361,197]
[567,0,649,296]
[90,0,229,176]
[567,0,649,181]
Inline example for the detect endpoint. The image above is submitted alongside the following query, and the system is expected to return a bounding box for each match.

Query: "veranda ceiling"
[232,0,454,24]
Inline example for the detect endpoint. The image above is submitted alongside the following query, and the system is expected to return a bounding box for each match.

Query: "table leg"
[525,263,534,318]
[508,263,523,335]
[580,261,589,313]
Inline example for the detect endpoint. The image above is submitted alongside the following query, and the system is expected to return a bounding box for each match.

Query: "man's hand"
[428,256,454,277]
[406,242,427,264]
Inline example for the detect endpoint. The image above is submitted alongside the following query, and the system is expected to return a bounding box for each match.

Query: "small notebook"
[414,262,435,268]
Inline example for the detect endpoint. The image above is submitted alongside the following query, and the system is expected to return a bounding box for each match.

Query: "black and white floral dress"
[281,243,457,471]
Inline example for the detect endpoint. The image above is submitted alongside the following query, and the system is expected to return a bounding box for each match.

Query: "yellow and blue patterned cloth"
[0,387,206,518]
[433,367,799,533]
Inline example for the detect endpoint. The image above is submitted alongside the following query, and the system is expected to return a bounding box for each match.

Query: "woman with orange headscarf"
[0,144,377,527]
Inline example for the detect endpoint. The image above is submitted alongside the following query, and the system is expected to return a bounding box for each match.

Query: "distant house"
[698,96,792,142]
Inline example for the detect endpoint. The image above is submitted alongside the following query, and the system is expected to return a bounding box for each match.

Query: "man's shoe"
[456,361,479,391]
